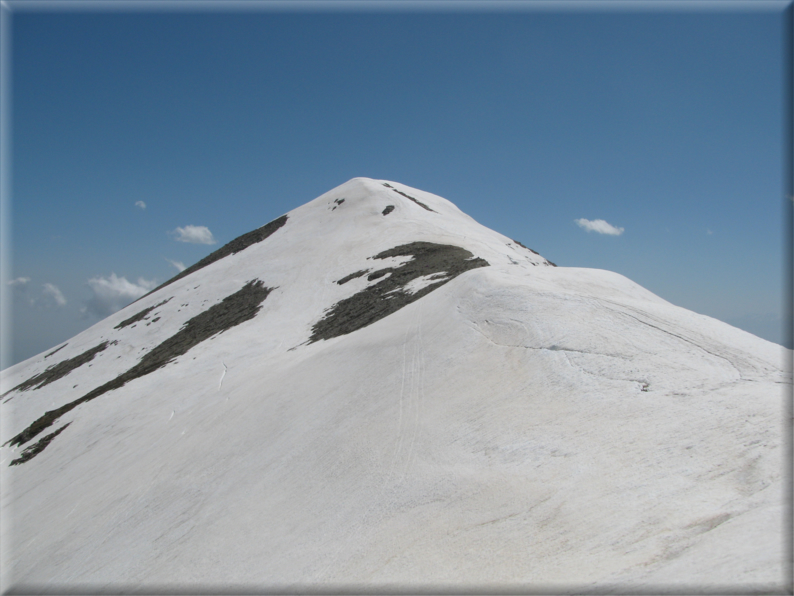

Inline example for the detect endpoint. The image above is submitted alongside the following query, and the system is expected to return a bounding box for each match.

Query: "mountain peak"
[0,180,788,590]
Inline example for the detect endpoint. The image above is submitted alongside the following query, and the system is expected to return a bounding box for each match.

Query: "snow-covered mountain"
[1,178,790,592]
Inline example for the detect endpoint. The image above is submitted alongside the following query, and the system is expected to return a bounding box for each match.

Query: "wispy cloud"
[82,273,156,319]
[171,225,216,245]
[23,282,67,309]
[135,201,147,210]
[9,277,31,304]
[707,228,713,235]
[40,283,67,307]
[165,258,186,272]
[575,218,624,236]
[9,278,66,308]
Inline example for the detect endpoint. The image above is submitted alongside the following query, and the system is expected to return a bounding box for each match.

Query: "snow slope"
[1,178,790,592]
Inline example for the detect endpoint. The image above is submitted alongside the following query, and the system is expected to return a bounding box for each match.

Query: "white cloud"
[575,218,624,236]
[166,258,186,272]
[82,273,157,319]
[27,282,67,309]
[135,201,147,210]
[7,278,67,309]
[171,225,216,245]
[41,283,67,307]
[8,277,31,303]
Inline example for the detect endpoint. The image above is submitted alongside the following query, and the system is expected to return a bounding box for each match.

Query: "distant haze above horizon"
[3,1,791,368]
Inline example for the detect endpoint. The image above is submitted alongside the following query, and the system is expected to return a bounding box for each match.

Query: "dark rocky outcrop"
[114,298,172,330]
[10,423,71,466]
[513,239,539,255]
[44,344,67,359]
[138,215,287,300]
[382,183,436,213]
[310,242,488,343]
[6,280,274,462]
[512,240,556,266]
[336,270,369,285]
[3,341,115,399]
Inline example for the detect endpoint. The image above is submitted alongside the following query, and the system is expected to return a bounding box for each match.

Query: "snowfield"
[1,178,790,592]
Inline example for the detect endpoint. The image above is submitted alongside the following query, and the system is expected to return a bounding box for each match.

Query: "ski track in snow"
[401,299,424,484]
[323,304,427,582]
[333,303,424,581]
[381,322,410,493]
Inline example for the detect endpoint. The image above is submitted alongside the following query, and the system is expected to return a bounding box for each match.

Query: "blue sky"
[2,1,791,368]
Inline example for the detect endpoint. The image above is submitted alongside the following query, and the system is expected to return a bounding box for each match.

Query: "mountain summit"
[1,178,789,591]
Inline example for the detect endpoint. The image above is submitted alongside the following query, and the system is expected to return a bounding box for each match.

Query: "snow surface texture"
[0,178,790,593]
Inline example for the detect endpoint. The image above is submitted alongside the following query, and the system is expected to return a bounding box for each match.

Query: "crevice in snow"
[219,362,227,390]
[608,308,744,379]
[467,318,630,360]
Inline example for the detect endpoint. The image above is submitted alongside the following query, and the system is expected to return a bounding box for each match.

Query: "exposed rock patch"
[6,280,274,462]
[382,183,436,213]
[114,298,172,330]
[310,242,488,343]
[511,240,556,266]
[336,270,369,285]
[10,423,71,466]
[513,239,539,255]
[367,270,391,281]
[44,344,67,359]
[138,214,287,300]
[3,341,116,399]
[382,205,395,216]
